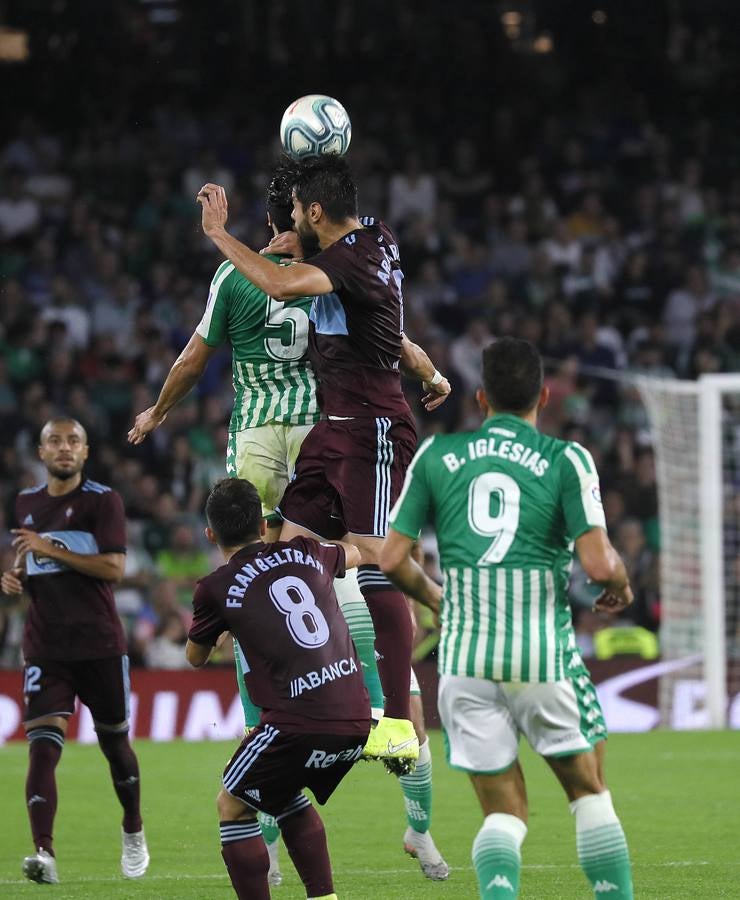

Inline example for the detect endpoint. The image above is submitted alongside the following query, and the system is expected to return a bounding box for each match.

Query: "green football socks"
[570,791,633,898]
[472,813,527,898]
[257,811,280,846]
[399,737,433,833]
[333,571,385,716]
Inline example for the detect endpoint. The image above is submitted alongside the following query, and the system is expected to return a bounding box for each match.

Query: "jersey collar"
[483,412,536,433]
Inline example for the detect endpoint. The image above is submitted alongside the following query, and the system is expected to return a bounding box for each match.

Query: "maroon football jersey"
[189,537,370,735]
[306,218,412,418]
[15,479,128,661]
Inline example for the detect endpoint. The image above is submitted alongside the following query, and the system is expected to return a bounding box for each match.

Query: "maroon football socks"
[96,729,142,833]
[220,820,270,900]
[25,726,64,855]
[357,566,413,719]
[280,804,334,897]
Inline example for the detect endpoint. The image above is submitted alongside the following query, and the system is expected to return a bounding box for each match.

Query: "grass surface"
[1,730,739,898]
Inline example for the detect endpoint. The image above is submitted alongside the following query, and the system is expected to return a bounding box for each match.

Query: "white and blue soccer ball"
[280,94,352,161]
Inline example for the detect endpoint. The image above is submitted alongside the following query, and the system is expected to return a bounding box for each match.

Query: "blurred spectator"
[155,523,211,607]
[0,169,40,240]
[388,152,437,227]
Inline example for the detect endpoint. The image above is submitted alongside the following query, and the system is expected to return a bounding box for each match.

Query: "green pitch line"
[0,730,738,898]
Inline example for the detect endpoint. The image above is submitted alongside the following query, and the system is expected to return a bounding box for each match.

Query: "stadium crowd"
[1,3,738,667]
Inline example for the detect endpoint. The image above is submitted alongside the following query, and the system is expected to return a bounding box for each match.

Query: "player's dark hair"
[482,338,544,413]
[293,154,358,223]
[266,157,299,232]
[206,478,263,546]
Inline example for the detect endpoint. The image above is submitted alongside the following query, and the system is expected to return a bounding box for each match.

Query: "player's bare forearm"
[128,333,215,444]
[380,530,441,615]
[197,183,332,299]
[400,333,451,412]
[400,333,436,381]
[333,539,362,570]
[11,530,125,582]
[185,639,213,667]
[576,528,633,613]
[186,631,229,667]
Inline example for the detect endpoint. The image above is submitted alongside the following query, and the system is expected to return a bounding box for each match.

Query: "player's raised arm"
[197,183,333,300]
[128,331,217,444]
[400,333,451,412]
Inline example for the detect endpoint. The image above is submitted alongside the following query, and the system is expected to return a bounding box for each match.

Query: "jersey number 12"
[467,473,521,565]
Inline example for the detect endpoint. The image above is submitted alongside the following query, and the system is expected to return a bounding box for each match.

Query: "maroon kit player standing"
[1,417,149,884]
[186,477,370,900]
[197,155,451,766]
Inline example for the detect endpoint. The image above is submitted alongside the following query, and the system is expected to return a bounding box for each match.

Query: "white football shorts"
[227,423,315,520]
[438,674,599,774]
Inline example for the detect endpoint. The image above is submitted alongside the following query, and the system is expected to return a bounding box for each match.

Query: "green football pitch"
[1,730,738,899]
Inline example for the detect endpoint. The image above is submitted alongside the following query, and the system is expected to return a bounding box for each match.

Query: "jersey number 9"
[467,473,521,565]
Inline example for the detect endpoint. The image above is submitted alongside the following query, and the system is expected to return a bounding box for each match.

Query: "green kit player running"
[129,161,447,882]
[382,338,634,899]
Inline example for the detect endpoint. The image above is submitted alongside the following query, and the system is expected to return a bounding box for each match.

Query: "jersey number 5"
[264,296,309,362]
[467,472,521,565]
[269,575,330,648]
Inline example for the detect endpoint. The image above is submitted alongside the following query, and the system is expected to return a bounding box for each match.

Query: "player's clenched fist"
[1,566,25,596]
[592,583,634,614]
[196,183,229,236]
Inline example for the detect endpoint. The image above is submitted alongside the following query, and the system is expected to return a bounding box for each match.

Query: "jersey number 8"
[467,472,521,565]
[269,575,331,648]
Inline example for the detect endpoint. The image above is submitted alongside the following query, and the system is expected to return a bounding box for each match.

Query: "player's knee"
[216,787,253,822]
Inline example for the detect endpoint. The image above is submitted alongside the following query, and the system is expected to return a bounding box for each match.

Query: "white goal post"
[637,373,740,729]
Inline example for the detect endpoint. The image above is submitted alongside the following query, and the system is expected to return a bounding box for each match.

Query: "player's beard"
[296,219,321,258]
[47,462,81,480]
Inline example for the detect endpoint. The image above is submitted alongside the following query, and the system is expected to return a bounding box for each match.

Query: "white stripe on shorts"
[373,417,393,536]
[223,725,279,792]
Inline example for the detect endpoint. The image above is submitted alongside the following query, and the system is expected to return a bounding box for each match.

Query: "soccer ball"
[280,95,352,161]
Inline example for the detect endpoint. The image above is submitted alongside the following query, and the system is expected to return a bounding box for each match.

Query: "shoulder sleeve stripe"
[389,435,435,521]
[197,263,235,338]
[566,442,595,476]
[83,479,111,493]
[19,483,46,495]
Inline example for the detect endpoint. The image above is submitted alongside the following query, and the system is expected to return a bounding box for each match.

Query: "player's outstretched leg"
[356,564,414,721]
[570,791,633,898]
[278,795,335,899]
[472,812,527,898]
[334,568,385,720]
[400,692,449,880]
[23,723,64,884]
[96,725,149,878]
[356,559,418,773]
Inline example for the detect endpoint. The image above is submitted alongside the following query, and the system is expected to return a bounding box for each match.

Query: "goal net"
[637,374,740,728]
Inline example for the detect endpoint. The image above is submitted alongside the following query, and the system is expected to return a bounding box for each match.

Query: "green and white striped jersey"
[197,258,320,430]
[389,413,606,682]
